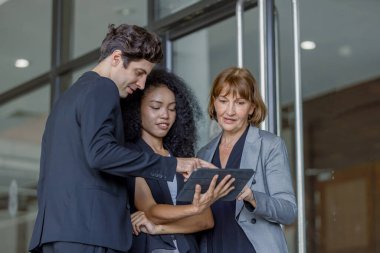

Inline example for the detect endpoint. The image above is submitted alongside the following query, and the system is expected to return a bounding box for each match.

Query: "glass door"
[171,8,261,148]
[165,4,297,252]
[275,0,380,252]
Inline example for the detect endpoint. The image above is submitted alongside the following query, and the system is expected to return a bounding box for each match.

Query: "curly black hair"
[121,68,202,157]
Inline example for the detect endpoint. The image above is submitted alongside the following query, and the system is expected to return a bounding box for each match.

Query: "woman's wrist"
[154,224,164,234]
[250,192,257,207]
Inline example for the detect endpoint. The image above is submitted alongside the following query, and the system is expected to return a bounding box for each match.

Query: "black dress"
[207,127,256,253]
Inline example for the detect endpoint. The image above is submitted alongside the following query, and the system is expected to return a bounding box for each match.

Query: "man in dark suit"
[29,24,207,253]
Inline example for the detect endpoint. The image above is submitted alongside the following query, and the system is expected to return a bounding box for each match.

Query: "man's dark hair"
[99,24,163,67]
[122,69,202,157]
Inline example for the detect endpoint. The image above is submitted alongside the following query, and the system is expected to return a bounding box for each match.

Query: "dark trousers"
[42,242,125,253]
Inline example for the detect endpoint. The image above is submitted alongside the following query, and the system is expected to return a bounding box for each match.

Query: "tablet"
[176,168,254,202]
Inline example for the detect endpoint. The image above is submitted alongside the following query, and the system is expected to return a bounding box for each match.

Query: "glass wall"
[172,8,261,148]
[276,0,380,252]
[0,1,51,251]
[0,85,49,252]
[0,1,149,251]
[72,0,148,59]
[155,0,201,19]
[0,0,51,93]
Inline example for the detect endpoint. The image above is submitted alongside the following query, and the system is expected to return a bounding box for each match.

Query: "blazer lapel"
[136,139,173,205]
[235,126,262,218]
[200,134,221,162]
[199,128,262,218]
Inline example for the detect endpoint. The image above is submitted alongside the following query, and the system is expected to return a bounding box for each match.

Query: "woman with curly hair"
[122,69,234,253]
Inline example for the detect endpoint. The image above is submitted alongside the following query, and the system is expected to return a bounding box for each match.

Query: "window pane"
[0,85,49,253]
[172,8,260,149]
[72,0,148,59]
[0,0,51,93]
[155,0,201,19]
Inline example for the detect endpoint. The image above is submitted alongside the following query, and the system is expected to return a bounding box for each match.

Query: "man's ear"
[110,50,122,66]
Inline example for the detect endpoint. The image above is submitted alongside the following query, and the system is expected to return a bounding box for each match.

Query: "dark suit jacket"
[127,139,199,253]
[29,71,177,252]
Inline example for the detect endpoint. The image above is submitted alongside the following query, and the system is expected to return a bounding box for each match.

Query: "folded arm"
[132,177,215,234]
[131,209,213,235]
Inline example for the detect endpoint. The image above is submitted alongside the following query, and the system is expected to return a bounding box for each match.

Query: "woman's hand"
[131,211,158,235]
[191,174,235,214]
[237,186,257,208]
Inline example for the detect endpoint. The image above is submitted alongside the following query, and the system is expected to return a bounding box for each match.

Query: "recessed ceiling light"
[301,41,316,50]
[14,59,30,68]
[338,45,352,57]
[117,7,133,16]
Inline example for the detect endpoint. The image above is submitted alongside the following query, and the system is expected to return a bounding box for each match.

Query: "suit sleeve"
[78,81,176,181]
[252,138,297,225]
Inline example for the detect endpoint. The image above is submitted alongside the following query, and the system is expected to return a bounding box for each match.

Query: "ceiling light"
[14,59,30,68]
[117,7,133,16]
[301,41,316,50]
[338,45,352,57]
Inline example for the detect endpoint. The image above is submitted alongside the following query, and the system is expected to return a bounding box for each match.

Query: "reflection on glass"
[172,8,260,148]
[0,0,51,93]
[0,85,49,252]
[276,0,380,252]
[156,0,201,19]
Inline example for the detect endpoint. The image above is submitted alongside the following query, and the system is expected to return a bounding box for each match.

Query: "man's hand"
[131,211,158,235]
[191,174,235,214]
[176,158,218,180]
[176,158,201,179]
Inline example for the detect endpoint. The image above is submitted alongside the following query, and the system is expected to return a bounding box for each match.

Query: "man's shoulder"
[74,72,119,101]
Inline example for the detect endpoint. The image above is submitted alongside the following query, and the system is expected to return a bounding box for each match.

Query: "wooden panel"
[282,77,380,253]
[309,104,380,169]
[375,163,380,251]
[324,178,368,250]
[315,164,375,253]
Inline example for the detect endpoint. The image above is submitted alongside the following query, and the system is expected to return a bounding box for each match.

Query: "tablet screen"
[176,168,254,202]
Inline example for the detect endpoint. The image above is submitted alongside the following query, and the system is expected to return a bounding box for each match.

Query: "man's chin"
[119,91,129,98]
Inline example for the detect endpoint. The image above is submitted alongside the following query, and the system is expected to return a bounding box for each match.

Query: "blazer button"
[251,218,257,224]
[252,179,256,184]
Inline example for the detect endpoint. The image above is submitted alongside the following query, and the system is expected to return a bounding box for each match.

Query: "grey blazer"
[197,126,297,253]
